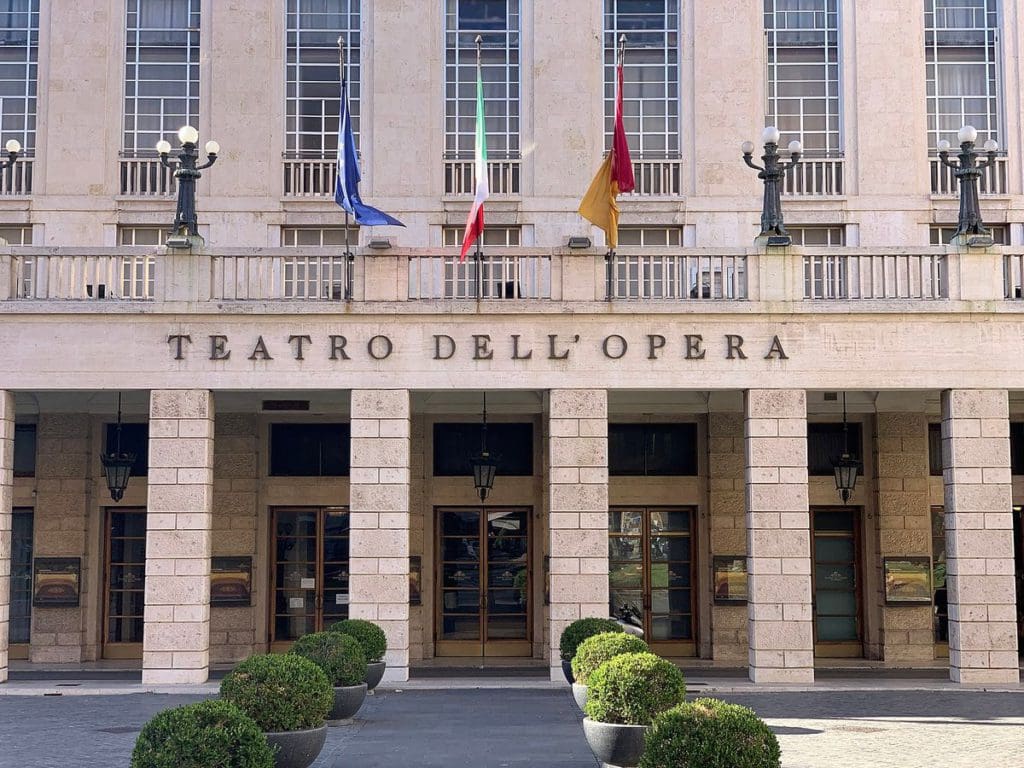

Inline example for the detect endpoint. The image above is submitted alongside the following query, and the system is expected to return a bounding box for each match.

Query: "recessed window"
[105,422,149,477]
[609,424,698,476]
[433,422,533,476]
[617,227,683,248]
[930,224,1007,245]
[789,226,846,247]
[0,1,38,164]
[13,423,36,477]
[442,225,520,248]
[281,226,359,248]
[0,226,32,245]
[928,422,942,476]
[119,226,166,246]
[808,422,863,477]
[1011,423,1024,475]
[270,423,350,477]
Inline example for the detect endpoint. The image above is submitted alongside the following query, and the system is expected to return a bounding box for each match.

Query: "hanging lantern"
[830,392,861,503]
[470,392,497,502]
[101,393,135,502]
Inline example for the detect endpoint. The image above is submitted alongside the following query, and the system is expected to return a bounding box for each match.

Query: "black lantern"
[101,393,136,502]
[470,393,497,502]
[831,392,862,503]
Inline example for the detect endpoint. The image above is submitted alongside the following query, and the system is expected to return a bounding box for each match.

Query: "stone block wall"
[30,413,91,663]
[874,412,933,662]
[941,389,1020,684]
[708,412,748,662]
[548,389,608,681]
[210,413,258,664]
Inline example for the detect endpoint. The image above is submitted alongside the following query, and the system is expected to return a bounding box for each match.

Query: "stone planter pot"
[328,682,368,723]
[265,725,327,768]
[365,660,386,691]
[561,659,575,685]
[571,682,588,712]
[582,718,648,768]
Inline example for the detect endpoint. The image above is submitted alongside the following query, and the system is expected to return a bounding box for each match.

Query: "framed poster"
[883,557,932,605]
[409,556,421,605]
[33,558,81,607]
[210,556,252,606]
[712,556,747,605]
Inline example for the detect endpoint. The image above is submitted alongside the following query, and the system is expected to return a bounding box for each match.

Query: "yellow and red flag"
[579,47,635,249]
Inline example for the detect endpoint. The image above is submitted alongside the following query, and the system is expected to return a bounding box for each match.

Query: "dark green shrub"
[130,699,273,768]
[329,618,388,663]
[571,631,648,686]
[584,652,685,726]
[640,698,781,768]
[290,631,367,687]
[220,653,332,731]
[558,617,623,661]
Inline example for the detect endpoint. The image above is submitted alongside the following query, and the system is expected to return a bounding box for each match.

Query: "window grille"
[0,1,37,157]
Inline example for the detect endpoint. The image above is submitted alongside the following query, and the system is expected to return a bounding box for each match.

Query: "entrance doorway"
[10,508,33,659]
[103,508,147,659]
[608,507,696,656]
[435,507,532,657]
[1014,507,1024,654]
[811,507,863,657]
[270,507,350,650]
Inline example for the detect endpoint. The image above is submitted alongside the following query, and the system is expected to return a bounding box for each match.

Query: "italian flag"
[459,56,489,260]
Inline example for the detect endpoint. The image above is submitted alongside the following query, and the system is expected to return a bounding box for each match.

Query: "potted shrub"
[569,631,648,712]
[640,698,781,768]
[131,699,274,768]
[330,618,389,690]
[582,652,686,768]
[220,653,333,768]
[291,631,368,723]
[558,617,622,683]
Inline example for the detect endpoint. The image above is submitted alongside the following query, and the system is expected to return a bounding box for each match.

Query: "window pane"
[269,423,351,477]
[13,423,35,477]
[105,422,149,477]
[432,422,533,476]
[808,422,862,476]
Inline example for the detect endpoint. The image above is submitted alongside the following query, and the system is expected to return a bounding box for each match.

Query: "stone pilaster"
[349,390,411,683]
[143,390,214,685]
[0,391,13,682]
[708,412,748,662]
[874,413,933,662]
[548,389,608,682]
[745,390,813,683]
[941,390,1020,684]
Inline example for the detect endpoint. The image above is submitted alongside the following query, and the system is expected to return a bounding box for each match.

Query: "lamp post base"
[166,233,205,250]
[755,234,792,248]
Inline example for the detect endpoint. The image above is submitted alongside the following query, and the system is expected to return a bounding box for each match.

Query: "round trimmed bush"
[290,631,367,687]
[130,699,274,768]
[329,619,388,663]
[584,652,686,726]
[640,698,781,768]
[220,653,333,732]
[559,617,623,662]
[571,631,649,686]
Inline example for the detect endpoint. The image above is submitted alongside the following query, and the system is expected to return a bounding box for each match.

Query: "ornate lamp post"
[470,393,498,502]
[937,124,999,246]
[742,126,802,245]
[156,125,219,247]
[0,137,20,174]
[100,393,135,502]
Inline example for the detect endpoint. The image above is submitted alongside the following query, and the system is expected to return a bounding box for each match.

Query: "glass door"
[270,507,350,649]
[436,507,531,657]
[1014,507,1023,654]
[9,508,33,659]
[608,507,696,656]
[812,507,862,657]
[104,508,147,659]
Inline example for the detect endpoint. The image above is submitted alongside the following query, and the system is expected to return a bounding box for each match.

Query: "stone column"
[941,390,1020,684]
[548,389,608,682]
[0,391,13,683]
[349,390,411,683]
[143,390,214,685]
[745,390,813,683]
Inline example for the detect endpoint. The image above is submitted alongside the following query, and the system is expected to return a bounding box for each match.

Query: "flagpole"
[605,34,627,300]
[473,34,484,298]
[338,35,354,299]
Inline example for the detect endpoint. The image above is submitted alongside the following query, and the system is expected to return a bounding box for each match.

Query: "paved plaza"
[0,685,1021,768]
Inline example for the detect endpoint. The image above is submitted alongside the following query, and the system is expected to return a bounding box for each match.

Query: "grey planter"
[328,682,368,723]
[571,682,588,712]
[561,659,575,684]
[582,718,648,768]
[365,660,386,691]
[265,725,327,768]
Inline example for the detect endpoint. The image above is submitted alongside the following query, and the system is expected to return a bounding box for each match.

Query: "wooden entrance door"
[270,507,350,650]
[811,507,863,657]
[435,507,532,657]
[608,507,696,656]
[103,508,147,659]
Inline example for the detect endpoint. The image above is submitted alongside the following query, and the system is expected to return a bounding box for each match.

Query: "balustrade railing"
[120,156,176,197]
[10,252,155,299]
[622,158,682,197]
[803,252,946,299]
[782,156,844,196]
[283,158,338,197]
[408,253,550,299]
[0,155,32,195]
[606,254,747,300]
[211,253,353,300]
[444,158,520,196]
[930,155,1008,196]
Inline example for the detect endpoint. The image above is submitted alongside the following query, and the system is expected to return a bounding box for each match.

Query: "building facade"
[1,0,1023,686]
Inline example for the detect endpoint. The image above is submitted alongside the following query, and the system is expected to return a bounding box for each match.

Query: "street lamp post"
[156,125,219,246]
[0,138,21,174]
[937,125,999,246]
[742,126,802,245]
